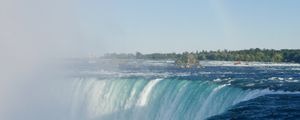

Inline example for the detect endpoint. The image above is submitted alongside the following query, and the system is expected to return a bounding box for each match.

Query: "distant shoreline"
[101,48,300,64]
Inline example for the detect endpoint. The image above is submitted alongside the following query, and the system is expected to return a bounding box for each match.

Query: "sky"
[1,0,300,57]
[78,0,300,55]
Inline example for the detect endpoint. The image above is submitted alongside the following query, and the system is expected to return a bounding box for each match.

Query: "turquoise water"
[69,77,273,120]
[59,60,300,120]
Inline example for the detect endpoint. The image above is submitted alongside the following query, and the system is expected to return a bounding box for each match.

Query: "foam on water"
[137,78,163,106]
[62,59,300,120]
[66,77,289,120]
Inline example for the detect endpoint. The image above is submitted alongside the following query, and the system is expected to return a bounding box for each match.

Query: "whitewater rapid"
[67,77,276,120]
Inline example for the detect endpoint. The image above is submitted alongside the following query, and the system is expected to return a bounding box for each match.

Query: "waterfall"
[67,77,273,120]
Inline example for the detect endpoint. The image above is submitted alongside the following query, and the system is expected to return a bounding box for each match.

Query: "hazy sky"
[78,0,300,54]
[1,0,300,57]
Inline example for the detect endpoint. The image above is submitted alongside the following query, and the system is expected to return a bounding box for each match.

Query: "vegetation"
[174,52,199,67]
[102,48,300,63]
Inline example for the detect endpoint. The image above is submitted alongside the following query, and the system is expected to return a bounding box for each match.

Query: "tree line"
[102,48,300,63]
